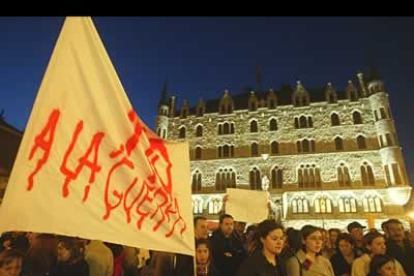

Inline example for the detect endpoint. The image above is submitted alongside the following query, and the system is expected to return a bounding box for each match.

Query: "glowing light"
[387,186,412,205]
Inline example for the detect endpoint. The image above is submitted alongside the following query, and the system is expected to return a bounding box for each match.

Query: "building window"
[192,170,202,192]
[269,118,278,131]
[193,199,203,214]
[208,198,222,214]
[271,141,279,154]
[251,142,259,156]
[179,127,186,138]
[249,167,261,190]
[384,165,392,186]
[292,197,309,214]
[363,195,382,213]
[385,133,393,147]
[195,147,202,160]
[338,197,357,213]
[215,168,236,190]
[297,139,315,153]
[218,122,235,135]
[250,120,258,133]
[334,137,344,151]
[353,111,363,124]
[196,125,203,137]
[299,116,307,128]
[380,107,387,120]
[374,110,379,121]
[391,163,402,185]
[298,164,321,188]
[314,196,332,214]
[338,163,351,186]
[271,166,283,189]
[218,145,234,158]
[361,162,375,186]
[295,116,313,129]
[357,135,366,149]
[331,113,340,126]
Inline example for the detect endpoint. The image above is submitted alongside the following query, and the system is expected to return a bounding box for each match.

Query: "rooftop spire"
[256,66,263,92]
[365,51,381,82]
[158,80,169,106]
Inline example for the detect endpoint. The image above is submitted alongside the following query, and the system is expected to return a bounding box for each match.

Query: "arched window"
[302,139,310,152]
[208,198,222,214]
[193,198,204,214]
[337,163,351,186]
[380,108,387,119]
[250,120,258,133]
[292,197,309,214]
[374,110,379,121]
[192,170,202,192]
[269,118,278,131]
[271,166,283,189]
[223,123,229,135]
[331,113,340,126]
[298,164,321,188]
[195,147,202,160]
[385,133,393,146]
[299,116,307,128]
[314,196,332,214]
[294,117,299,129]
[215,168,236,190]
[353,111,363,124]
[218,124,223,135]
[391,163,402,185]
[179,127,186,138]
[196,125,203,137]
[357,135,366,149]
[249,167,261,190]
[251,142,259,156]
[338,196,357,213]
[363,195,382,213]
[230,123,235,134]
[361,162,375,186]
[271,141,279,154]
[334,137,344,151]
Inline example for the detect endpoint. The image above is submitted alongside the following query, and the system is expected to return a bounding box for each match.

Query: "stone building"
[156,71,412,229]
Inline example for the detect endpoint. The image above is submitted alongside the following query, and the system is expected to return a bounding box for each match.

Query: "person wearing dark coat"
[50,237,89,276]
[237,219,285,276]
[195,239,221,276]
[209,214,246,276]
[330,233,359,276]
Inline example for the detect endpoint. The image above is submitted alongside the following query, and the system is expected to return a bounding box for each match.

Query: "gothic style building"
[156,71,412,229]
[0,115,23,204]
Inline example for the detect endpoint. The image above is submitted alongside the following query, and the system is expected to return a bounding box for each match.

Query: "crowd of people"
[1,216,414,276]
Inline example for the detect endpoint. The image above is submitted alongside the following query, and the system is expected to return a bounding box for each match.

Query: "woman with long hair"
[285,225,334,276]
[368,255,396,276]
[50,237,88,276]
[195,239,221,276]
[237,219,285,276]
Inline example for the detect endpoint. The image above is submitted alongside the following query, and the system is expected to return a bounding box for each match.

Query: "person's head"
[0,249,24,276]
[234,221,246,235]
[328,229,341,248]
[286,228,301,253]
[336,233,355,257]
[57,237,84,263]
[194,216,208,240]
[195,239,211,265]
[348,221,366,243]
[245,225,257,242]
[364,232,386,256]
[0,233,13,251]
[321,229,330,248]
[369,255,396,276]
[255,219,285,256]
[300,225,323,254]
[386,219,405,243]
[219,214,234,237]
[406,231,414,247]
[381,221,390,237]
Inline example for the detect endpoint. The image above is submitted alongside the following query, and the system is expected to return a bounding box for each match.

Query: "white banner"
[0,17,194,256]
[226,188,268,223]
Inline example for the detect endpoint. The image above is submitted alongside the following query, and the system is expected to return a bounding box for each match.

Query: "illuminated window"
[337,163,351,186]
[363,195,382,213]
[361,162,375,186]
[292,197,309,214]
[193,198,203,214]
[314,196,332,214]
[208,198,222,214]
[338,197,357,213]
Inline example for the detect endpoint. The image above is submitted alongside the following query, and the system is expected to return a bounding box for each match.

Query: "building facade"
[156,72,412,229]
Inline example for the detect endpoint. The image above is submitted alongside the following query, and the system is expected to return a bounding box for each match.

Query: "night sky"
[0,17,413,183]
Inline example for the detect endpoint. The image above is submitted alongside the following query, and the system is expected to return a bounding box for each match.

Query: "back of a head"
[0,249,24,268]
[368,254,395,276]
[287,229,301,252]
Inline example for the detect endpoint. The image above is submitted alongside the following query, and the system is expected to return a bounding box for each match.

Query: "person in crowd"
[22,233,57,276]
[348,222,367,255]
[321,229,335,259]
[50,236,89,276]
[330,233,359,276]
[195,239,221,276]
[209,214,246,276]
[285,225,334,276]
[285,228,301,254]
[243,224,258,254]
[0,234,13,253]
[234,222,247,242]
[9,233,29,255]
[237,219,285,276]
[122,246,139,276]
[0,249,24,276]
[104,243,125,276]
[328,229,341,252]
[384,219,414,276]
[351,232,406,276]
[405,230,414,247]
[83,240,114,276]
[194,216,209,240]
[368,254,397,276]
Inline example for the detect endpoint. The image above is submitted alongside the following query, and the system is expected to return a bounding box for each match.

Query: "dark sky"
[0,16,413,183]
